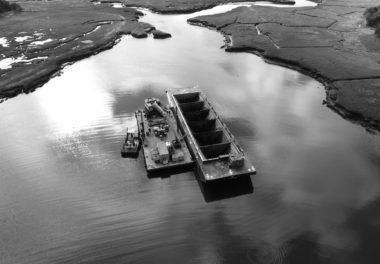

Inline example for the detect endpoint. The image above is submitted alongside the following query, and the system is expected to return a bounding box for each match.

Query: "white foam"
[30,38,53,46]
[34,32,45,39]
[111,3,124,8]
[85,26,101,36]
[98,21,113,25]
[253,0,317,7]
[0,37,9,47]
[23,56,49,64]
[191,0,317,16]
[0,55,48,70]
[15,36,33,42]
[0,56,26,70]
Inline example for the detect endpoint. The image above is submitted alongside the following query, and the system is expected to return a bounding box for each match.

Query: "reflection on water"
[1,1,380,264]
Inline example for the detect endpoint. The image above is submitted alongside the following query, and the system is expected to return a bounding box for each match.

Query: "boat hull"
[121,148,140,158]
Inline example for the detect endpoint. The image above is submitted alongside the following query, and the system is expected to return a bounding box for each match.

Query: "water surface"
[1,2,380,264]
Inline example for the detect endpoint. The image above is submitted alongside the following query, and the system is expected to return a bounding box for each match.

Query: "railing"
[201,95,245,155]
[168,93,207,162]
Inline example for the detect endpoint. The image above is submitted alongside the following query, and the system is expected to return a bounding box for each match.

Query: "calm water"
[1,2,380,264]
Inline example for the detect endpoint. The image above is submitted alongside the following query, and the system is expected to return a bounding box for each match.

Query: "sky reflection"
[0,2,379,264]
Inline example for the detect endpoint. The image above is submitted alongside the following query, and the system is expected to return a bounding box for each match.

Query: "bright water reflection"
[0,1,380,264]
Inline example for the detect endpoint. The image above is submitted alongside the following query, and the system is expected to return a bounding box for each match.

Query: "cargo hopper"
[167,90,256,182]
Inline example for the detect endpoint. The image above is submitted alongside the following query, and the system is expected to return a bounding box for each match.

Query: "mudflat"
[124,0,295,13]
[188,0,380,130]
[1,0,380,130]
[0,0,288,101]
[0,0,163,98]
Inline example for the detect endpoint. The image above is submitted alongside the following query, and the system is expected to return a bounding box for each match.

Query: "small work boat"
[121,129,141,157]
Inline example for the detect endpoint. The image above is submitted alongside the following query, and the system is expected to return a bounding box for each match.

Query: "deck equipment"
[136,98,194,173]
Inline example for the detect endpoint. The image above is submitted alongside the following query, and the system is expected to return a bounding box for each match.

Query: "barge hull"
[167,90,256,182]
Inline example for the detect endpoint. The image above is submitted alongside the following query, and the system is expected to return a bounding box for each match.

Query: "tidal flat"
[1,0,380,130]
[1,1,380,264]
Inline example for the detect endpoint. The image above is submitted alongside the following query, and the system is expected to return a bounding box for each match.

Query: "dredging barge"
[167,90,256,182]
[136,98,194,173]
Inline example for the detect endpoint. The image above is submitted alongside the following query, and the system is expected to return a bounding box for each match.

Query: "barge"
[136,98,194,173]
[167,90,256,182]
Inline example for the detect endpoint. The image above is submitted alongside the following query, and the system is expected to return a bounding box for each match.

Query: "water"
[1,1,380,263]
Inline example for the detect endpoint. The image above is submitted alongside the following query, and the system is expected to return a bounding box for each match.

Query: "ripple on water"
[0,1,380,264]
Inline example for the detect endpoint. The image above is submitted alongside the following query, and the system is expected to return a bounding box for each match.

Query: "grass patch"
[364,6,380,37]
[0,0,22,13]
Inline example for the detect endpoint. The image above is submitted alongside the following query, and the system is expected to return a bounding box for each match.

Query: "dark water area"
[1,2,380,264]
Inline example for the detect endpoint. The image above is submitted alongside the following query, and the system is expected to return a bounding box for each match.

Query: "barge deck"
[167,90,256,182]
[135,99,194,173]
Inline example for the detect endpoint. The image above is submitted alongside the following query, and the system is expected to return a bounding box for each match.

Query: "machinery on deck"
[136,98,194,172]
[123,91,255,181]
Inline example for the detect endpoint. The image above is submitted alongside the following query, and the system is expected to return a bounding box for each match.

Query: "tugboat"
[121,129,141,158]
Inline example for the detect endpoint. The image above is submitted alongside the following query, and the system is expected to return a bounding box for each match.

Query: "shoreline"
[1,0,379,132]
[123,0,296,15]
[240,46,380,132]
[187,0,380,132]
[0,0,298,102]
[188,18,380,131]
[0,34,122,101]
[0,0,155,101]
